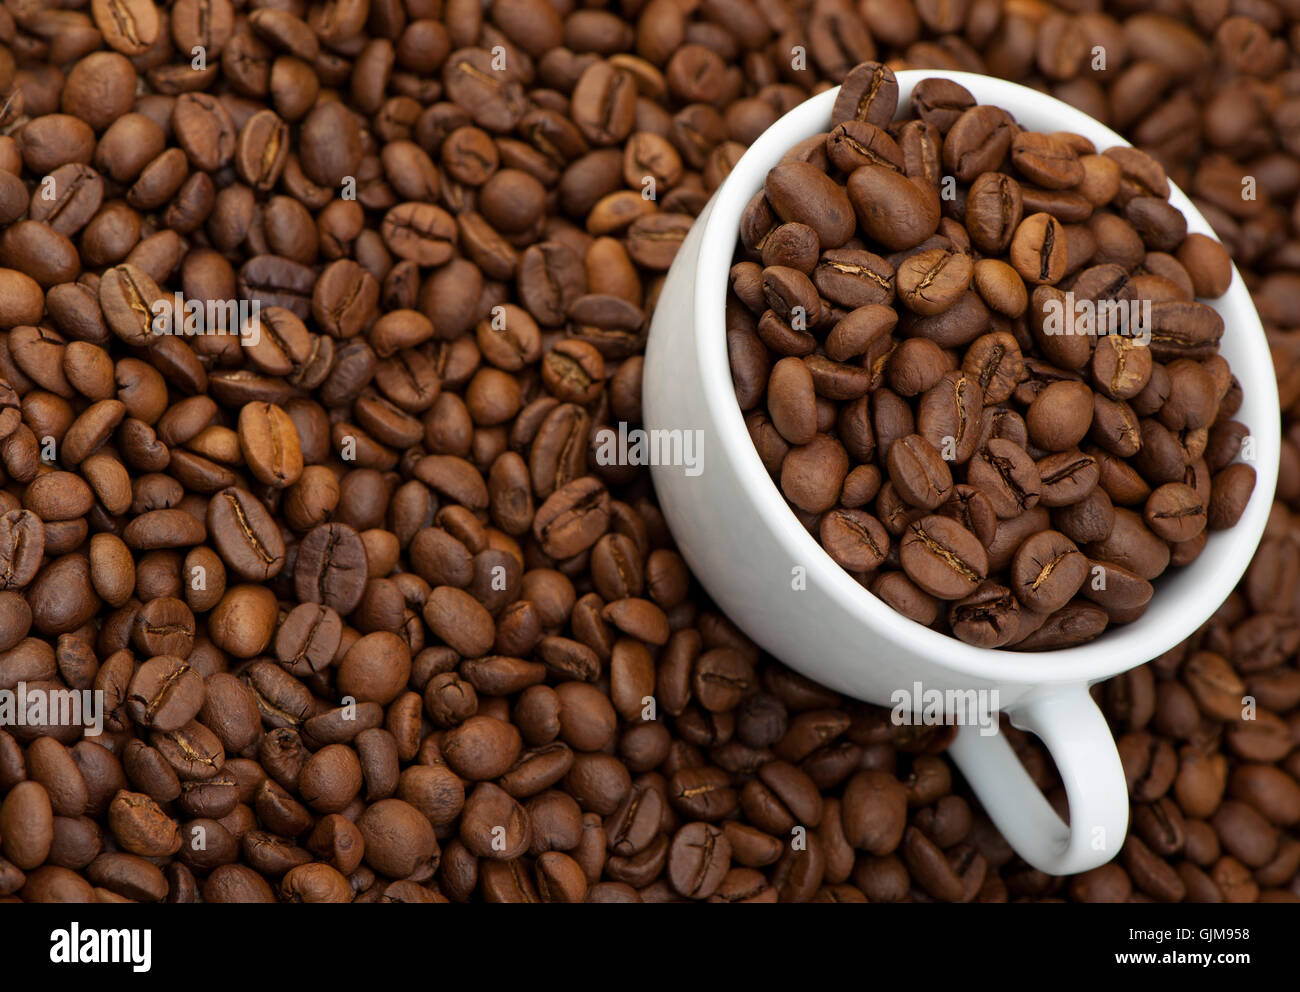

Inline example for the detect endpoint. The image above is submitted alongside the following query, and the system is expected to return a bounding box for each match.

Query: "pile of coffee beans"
[0,0,1295,903]
[728,62,1257,648]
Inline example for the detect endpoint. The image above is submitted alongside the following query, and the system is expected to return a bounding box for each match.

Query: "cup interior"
[694,71,1280,685]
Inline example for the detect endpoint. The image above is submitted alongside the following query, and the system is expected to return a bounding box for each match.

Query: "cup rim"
[693,70,1281,684]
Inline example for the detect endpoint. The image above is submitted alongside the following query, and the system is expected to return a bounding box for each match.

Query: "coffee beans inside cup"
[729,62,1257,649]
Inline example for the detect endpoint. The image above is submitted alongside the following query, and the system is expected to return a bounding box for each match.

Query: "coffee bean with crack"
[207,487,287,581]
[887,434,953,510]
[814,249,896,308]
[126,656,205,732]
[820,508,890,572]
[826,120,906,173]
[1092,335,1153,400]
[972,442,1040,520]
[949,581,1022,647]
[1010,530,1089,615]
[667,821,731,899]
[294,522,369,615]
[897,248,973,316]
[151,721,226,781]
[132,598,197,658]
[935,485,998,547]
[1010,212,1068,286]
[440,47,529,133]
[830,61,900,129]
[918,371,984,465]
[108,789,182,857]
[692,648,754,713]
[541,340,605,404]
[99,264,165,345]
[1144,482,1208,543]
[532,477,611,559]
[900,515,988,599]
[381,202,458,266]
[1036,450,1101,507]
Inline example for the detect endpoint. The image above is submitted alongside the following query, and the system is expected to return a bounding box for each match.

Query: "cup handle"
[947,683,1128,876]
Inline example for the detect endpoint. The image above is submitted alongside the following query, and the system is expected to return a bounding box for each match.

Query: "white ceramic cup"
[642,71,1279,876]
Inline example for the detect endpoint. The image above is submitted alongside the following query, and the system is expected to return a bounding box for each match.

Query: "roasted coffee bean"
[295,523,368,616]
[1092,336,1152,401]
[816,253,896,311]
[108,790,182,858]
[764,163,856,250]
[1010,531,1089,615]
[1,782,54,870]
[126,657,205,732]
[831,62,900,130]
[963,332,1024,404]
[917,371,982,464]
[950,582,1021,647]
[944,106,1014,183]
[93,0,161,56]
[1037,451,1100,508]
[1027,381,1094,452]
[968,440,1041,519]
[1208,464,1256,531]
[358,799,438,878]
[827,122,905,176]
[1012,132,1084,190]
[966,173,1024,255]
[208,488,285,582]
[911,78,975,134]
[667,822,731,899]
[887,435,952,511]
[900,516,988,600]
[1144,483,1207,543]
[847,166,942,252]
[820,510,889,573]
[897,249,973,316]
[533,478,611,559]
[1010,213,1069,286]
